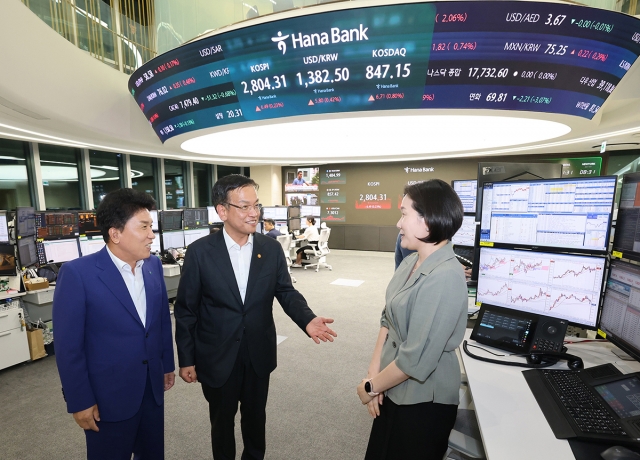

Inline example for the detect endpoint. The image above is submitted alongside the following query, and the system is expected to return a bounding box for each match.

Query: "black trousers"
[364,397,458,460]
[201,340,270,460]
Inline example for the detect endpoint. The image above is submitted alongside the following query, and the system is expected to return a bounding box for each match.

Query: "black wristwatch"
[364,379,379,397]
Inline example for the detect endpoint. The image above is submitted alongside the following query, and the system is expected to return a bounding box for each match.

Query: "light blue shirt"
[106,245,147,325]
[223,227,253,303]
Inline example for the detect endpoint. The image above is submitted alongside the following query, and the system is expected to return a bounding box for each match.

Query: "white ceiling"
[1,0,639,166]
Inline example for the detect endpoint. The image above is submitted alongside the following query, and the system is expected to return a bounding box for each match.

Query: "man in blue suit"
[53,188,175,460]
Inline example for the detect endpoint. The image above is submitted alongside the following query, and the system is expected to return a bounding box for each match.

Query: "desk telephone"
[467,305,584,370]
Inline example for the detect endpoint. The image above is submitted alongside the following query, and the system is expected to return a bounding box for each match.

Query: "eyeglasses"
[224,202,263,213]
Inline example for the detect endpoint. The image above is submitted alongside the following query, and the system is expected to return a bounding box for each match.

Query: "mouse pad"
[569,440,640,460]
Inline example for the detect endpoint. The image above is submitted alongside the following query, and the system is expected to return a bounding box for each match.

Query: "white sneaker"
[291,263,302,268]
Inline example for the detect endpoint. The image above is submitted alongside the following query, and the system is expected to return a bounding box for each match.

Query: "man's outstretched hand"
[306,317,337,344]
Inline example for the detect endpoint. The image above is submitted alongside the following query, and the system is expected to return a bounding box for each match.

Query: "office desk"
[23,286,55,322]
[460,330,640,460]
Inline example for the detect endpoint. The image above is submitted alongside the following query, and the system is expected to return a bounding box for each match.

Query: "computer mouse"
[601,445,640,460]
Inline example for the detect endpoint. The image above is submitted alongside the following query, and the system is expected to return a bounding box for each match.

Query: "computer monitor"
[78,236,106,257]
[599,260,640,361]
[0,243,17,275]
[39,238,81,264]
[476,247,605,328]
[78,211,101,236]
[300,218,320,229]
[263,207,288,220]
[452,180,477,214]
[17,237,38,267]
[451,215,476,247]
[184,228,209,246]
[35,211,79,240]
[15,207,36,238]
[0,211,8,243]
[150,210,159,231]
[207,206,222,224]
[161,230,185,251]
[289,218,301,231]
[301,205,321,217]
[479,176,616,253]
[612,172,640,260]
[159,210,183,231]
[288,206,300,218]
[150,234,161,253]
[183,208,209,229]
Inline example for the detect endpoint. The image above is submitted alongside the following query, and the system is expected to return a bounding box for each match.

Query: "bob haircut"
[403,179,463,245]
[96,188,156,243]
[212,174,259,208]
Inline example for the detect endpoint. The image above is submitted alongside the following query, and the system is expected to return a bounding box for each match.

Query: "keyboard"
[541,370,627,436]
[523,364,640,446]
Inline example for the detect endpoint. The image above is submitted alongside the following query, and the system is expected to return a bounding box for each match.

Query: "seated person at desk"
[292,216,319,267]
[292,171,309,186]
[263,218,282,239]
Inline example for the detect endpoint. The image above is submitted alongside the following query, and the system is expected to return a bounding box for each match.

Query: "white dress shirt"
[223,227,253,303]
[106,245,147,325]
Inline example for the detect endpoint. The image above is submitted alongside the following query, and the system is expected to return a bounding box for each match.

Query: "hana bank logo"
[271,31,290,55]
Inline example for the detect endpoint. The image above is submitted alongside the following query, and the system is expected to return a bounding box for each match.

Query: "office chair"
[276,234,296,283]
[304,228,332,272]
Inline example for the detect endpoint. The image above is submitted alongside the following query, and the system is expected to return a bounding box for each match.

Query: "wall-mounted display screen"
[452,180,477,213]
[476,247,605,328]
[79,236,106,257]
[480,176,616,253]
[40,239,81,264]
[35,212,79,240]
[16,207,36,238]
[183,208,209,229]
[452,215,476,247]
[612,172,640,259]
[17,237,38,267]
[599,260,640,361]
[128,1,640,142]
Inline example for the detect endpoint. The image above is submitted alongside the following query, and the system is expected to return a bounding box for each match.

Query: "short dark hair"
[212,175,259,208]
[403,179,463,244]
[264,218,275,226]
[306,216,316,225]
[96,188,156,243]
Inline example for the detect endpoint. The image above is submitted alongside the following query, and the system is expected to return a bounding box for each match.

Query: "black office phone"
[471,304,568,354]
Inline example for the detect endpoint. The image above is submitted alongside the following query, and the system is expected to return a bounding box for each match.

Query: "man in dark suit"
[174,175,336,459]
[53,189,175,460]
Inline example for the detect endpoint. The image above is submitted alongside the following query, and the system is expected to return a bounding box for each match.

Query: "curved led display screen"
[128,1,640,143]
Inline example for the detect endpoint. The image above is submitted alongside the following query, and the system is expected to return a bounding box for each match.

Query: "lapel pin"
[257,254,262,258]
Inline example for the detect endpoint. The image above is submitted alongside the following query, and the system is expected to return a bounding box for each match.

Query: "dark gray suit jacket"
[174,230,316,387]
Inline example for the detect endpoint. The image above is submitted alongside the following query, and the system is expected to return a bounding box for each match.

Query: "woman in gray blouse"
[357,179,468,460]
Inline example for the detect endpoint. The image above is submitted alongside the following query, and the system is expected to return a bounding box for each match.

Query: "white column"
[29,143,46,211]
[250,165,283,206]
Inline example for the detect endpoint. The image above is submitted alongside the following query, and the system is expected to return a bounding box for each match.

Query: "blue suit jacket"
[53,247,175,422]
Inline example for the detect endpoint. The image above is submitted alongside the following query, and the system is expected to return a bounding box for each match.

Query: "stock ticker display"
[128,1,640,142]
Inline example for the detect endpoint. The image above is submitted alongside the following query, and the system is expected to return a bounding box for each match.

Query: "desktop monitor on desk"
[79,236,106,257]
[17,237,38,267]
[0,211,8,244]
[183,208,209,229]
[612,172,640,262]
[35,211,79,240]
[452,180,477,214]
[207,206,222,225]
[599,260,640,362]
[150,210,159,231]
[78,211,101,236]
[0,243,17,275]
[38,238,81,264]
[184,228,209,246]
[15,206,36,238]
[159,210,183,232]
[479,176,616,254]
[301,205,321,217]
[452,215,476,248]
[161,230,185,251]
[263,207,288,221]
[476,247,606,329]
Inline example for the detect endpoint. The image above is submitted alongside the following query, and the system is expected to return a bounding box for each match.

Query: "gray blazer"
[380,242,467,405]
